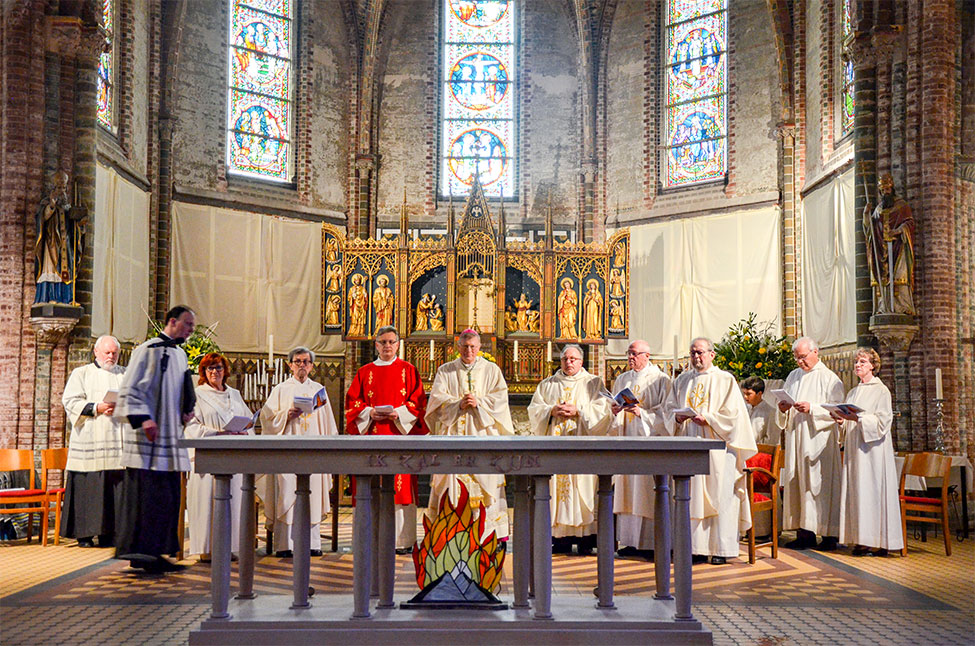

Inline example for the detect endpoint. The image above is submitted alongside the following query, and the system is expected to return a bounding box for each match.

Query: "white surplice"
[610,364,672,549]
[62,362,126,472]
[665,366,757,558]
[777,362,846,537]
[838,377,903,550]
[259,377,338,552]
[184,384,253,556]
[748,399,783,447]
[425,357,514,540]
[527,368,612,537]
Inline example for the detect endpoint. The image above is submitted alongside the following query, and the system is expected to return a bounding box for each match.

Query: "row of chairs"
[741,444,955,562]
[0,448,68,546]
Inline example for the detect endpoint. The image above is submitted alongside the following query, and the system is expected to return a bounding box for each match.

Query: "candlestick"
[546,340,552,363]
[933,397,945,454]
[513,340,519,363]
[935,368,943,399]
[268,334,274,367]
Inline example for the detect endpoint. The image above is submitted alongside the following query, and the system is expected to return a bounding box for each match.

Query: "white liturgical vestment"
[838,377,903,550]
[665,366,757,558]
[425,357,514,540]
[259,377,338,552]
[527,368,612,537]
[62,362,126,472]
[777,362,845,537]
[610,364,672,549]
[184,384,253,555]
[748,399,783,447]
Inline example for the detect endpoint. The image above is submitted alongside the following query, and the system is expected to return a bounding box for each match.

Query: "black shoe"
[814,537,838,552]
[851,545,870,556]
[692,554,708,564]
[576,545,593,557]
[275,550,293,558]
[709,556,728,565]
[143,557,186,574]
[76,537,95,548]
[395,547,413,555]
[869,548,889,557]
[308,586,316,597]
[617,546,641,557]
[552,537,572,554]
[97,535,114,548]
[309,549,323,557]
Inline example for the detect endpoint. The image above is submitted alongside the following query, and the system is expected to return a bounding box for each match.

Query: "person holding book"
[527,344,612,555]
[830,347,903,556]
[610,339,672,558]
[345,326,428,553]
[741,376,783,446]
[665,337,756,564]
[184,352,255,561]
[259,347,339,557]
[60,335,126,548]
[774,336,845,551]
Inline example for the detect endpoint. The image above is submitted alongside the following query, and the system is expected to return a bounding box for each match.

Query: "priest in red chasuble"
[345,325,428,552]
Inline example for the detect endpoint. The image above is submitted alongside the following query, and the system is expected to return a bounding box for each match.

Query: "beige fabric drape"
[171,202,342,355]
[92,164,150,343]
[800,168,856,346]
[626,206,782,356]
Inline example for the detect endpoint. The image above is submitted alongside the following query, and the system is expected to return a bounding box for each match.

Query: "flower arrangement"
[145,318,221,371]
[446,349,497,364]
[713,313,796,381]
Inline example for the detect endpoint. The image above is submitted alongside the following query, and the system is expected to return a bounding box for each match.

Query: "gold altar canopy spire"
[458,174,496,237]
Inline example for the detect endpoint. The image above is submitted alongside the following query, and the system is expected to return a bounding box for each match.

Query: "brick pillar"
[355,154,377,238]
[777,124,798,338]
[580,160,596,243]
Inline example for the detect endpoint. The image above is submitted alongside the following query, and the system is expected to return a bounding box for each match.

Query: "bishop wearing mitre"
[527,344,611,552]
[425,329,514,540]
[345,326,427,552]
[610,340,672,556]
[665,337,757,564]
[259,346,339,557]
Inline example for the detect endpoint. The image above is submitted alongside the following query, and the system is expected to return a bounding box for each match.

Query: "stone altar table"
[182,435,722,645]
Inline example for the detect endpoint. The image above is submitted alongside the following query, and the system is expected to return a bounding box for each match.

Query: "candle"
[429,339,435,361]
[268,334,274,367]
[546,340,552,363]
[399,340,405,360]
[935,368,943,399]
[513,340,519,363]
[673,334,679,377]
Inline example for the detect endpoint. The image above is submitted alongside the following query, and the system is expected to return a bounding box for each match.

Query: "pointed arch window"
[840,0,855,136]
[663,0,728,188]
[96,0,117,130]
[226,0,294,182]
[440,0,517,199]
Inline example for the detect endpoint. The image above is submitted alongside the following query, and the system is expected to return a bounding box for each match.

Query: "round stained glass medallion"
[449,53,509,111]
[448,128,507,186]
[450,0,509,27]
[235,21,285,58]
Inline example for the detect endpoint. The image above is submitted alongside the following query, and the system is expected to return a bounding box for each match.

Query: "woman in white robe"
[184,353,254,559]
[833,347,903,556]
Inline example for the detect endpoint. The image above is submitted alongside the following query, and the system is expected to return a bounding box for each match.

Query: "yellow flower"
[743,335,750,341]
[755,362,763,369]
[758,347,767,355]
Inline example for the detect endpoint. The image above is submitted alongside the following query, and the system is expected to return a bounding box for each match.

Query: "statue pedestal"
[870,313,918,452]
[29,303,82,348]
[869,313,918,353]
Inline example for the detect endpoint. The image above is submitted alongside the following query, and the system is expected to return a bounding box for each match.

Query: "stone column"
[29,307,80,454]
[869,320,918,451]
[355,154,378,239]
[580,159,597,244]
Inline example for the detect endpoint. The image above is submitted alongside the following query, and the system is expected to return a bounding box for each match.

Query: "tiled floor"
[2,513,973,646]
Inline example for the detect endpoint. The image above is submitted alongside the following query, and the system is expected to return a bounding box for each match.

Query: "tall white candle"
[673,334,679,376]
[268,334,274,366]
[513,340,519,363]
[399,340,405,360]
[935,368,943,399]
[546,340,552,362]
[429,339,435,361]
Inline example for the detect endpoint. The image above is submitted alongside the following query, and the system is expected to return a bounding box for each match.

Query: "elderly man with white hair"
[610,339,672,558]
[665,337,756,564]
[775,336,846,550]
[528,344,612,554]
[60,335,126,547]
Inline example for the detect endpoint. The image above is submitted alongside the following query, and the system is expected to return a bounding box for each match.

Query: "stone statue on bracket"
[34,171,86,304]
[863,174,915,316]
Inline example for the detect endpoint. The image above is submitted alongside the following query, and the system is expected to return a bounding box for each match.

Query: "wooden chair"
[0,449,50,545]
[899,451,952,557]
[744,443,783,564]
[40,448,69,546]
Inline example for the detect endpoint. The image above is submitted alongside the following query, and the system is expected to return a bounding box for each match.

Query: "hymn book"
[222,409,260,433]
[822,403,864,418]
[102,390,118,404]
[768,389,796,406]
[293,387,329,414]
[600,387,639,407]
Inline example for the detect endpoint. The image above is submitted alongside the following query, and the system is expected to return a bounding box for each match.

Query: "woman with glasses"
[184,352,254,561]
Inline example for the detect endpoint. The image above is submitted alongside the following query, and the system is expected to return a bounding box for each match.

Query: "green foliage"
[145,318,221,372]
[713,313,796,381]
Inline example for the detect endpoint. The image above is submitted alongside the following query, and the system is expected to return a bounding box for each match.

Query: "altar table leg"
[211,474,233,619]
[532,475,553,620]
[291,474,311,609]
[596,474,615,609]
[377,474,396,609]
[237,473,257,600]
[512,475,530,609]
[673,475,693,621]
[370,477,381,598]
[353,475,373,618]
[653,474,673,600]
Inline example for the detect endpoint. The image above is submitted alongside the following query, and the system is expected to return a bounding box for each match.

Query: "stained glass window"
[663,0,728,187]
[226,0,294,181]
[441,0,516,199]
[96,0,116,130]
[840,0,855,136]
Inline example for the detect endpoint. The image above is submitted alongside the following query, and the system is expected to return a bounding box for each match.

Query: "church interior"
[1,0,973,643]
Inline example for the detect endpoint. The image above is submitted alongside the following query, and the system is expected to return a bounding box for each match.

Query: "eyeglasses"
[626,351,649,357]
[204,366,225,372]
[376,340,398,346]
[689,349,712,356]
[290,359,312,365]
[794,350,816,361]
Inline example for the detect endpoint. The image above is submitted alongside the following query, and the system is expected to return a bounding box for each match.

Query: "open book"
[222,409,260,433]
[293,387,329,415]
[671,406,700,421]
[373,405,395,414]
[600,387,639,407]
[768,389,796,406]
[102,389,118,404]
[822,403,864,418]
